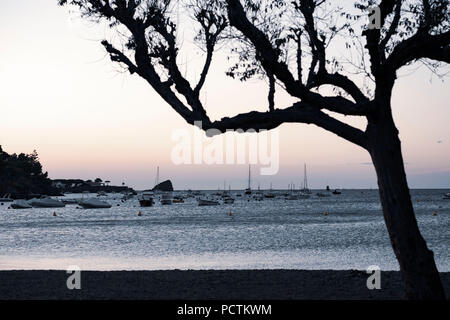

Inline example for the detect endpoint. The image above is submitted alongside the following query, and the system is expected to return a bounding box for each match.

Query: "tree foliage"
[57,0,449,146]
[0,146,56,196]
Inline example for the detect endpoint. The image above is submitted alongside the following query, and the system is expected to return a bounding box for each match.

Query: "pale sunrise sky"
[0,0,449,190]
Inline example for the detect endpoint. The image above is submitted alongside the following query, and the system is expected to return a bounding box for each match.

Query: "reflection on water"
[0,189,448,271]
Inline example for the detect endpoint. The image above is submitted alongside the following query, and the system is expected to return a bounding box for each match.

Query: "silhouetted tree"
[0,146,56,196]
[58,0,449,299]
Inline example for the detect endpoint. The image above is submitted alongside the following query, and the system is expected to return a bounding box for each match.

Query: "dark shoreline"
[1,270,449,300]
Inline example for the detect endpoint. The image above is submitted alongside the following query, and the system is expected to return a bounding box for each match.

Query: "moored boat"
[138,193,154,207]
[78,198,112,209]
[285,194,299,200]
[160,192,173,205]
[172,196,184,203]
[197,198,220,206]
[28,197,65,208]
[298,192,310,199]
[11,200,32,209]
[223,196,234,204]
[316,192,331,198]
[264,184,276,198]
[443,193,450,200]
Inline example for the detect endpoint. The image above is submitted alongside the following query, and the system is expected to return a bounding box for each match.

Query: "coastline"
[1,269,449,300]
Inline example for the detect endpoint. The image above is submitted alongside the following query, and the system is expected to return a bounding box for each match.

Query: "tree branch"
[385,30,450,71]
[102,40,138,74]
[204,103,369,149]
[363,0,397,76]
[379,0,402,58]
[225,0,369,116]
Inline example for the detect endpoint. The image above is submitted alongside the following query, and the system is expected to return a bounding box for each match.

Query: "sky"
[0,0,449,190]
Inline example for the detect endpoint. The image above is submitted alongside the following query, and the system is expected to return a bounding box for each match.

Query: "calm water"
[0,190,448,271]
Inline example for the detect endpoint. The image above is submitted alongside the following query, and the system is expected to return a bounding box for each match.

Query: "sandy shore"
[0,270,448,300]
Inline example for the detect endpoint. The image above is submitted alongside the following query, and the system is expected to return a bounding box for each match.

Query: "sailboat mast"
[304,163,308,190]
[248,164,251,189]
[155,166,160,187]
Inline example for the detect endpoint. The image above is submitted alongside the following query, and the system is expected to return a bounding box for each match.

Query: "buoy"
[228,211,232,216]
[138,211,142,216]
[324,211,328,216]
[433,210,437,216]
[53,212,57,217]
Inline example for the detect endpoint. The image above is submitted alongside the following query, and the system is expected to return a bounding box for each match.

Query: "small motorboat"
[138,193,154,207]
[0,194,13,202]
[78,198,112,209]
[121,192,134,201]
[285,194,299,200]
[172,196,184,203]
[253,193,264,201]
[11,200,32,209]
[198,198,220,206]
[332,189,342,195]
[28,197,65,208]
[160,192,173,205]
[443,193,450,200]
[316,192,331,198]
[223,196,234,204]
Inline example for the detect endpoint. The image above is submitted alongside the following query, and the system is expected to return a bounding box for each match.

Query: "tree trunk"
[367,113,446,299]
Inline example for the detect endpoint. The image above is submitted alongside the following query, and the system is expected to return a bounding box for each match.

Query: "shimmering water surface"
[0,190,448,271]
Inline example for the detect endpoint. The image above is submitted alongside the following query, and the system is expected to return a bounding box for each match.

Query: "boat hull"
[198,199,220,206]
[139,199,153,207]
[28,199,65,208]
[78,199,112,209]
[11,200,32,209]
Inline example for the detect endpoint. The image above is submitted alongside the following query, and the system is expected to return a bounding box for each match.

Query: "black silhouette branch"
[385,30,450,71]
[379,0,402,54]
[192,2,227,95]
[205,103,368,149]
[226,0,370,113]
[58,0,448,149]
[363,0,398,76]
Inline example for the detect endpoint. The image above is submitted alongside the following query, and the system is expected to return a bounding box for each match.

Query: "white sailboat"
[264,183,276,198]
[301,163,311,194]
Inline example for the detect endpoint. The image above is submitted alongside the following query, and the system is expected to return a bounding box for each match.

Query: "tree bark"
[367,107,446,299]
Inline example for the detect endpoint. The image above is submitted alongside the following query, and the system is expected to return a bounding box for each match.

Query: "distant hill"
[0,146,60,198]
[51,178,135,194]
[151,180,174,192]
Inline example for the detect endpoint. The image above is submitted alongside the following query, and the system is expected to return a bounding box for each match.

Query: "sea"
[0,189,448,271]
